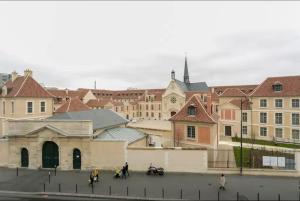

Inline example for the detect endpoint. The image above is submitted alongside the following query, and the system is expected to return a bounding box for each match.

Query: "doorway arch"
[21,148,29,167]
[73,148,81,169]
[42,141,59,168]
[170,111,176,116]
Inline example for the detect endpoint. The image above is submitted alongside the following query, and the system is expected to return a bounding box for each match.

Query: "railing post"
[109,185,111,195]
[16,167,18,176]
[218,191,220,201]
[162,188,164,198]
[144,187,146,197]
[59,183,61,192]
[237,192,239,201]
[180,189,183,199]
[127,186,129,196]
[198,190,201,200]
[257,192,260,201]
[76,184,78,193]
[48,171,51,184]
[278,194,280,201]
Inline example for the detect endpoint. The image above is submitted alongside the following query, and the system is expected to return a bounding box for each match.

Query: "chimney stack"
[24,69,33,77]
[11,71,18,82]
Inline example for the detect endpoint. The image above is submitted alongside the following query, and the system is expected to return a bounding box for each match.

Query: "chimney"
[207,94,212,115]
[24,69,33,77]
[211,87,215,93]
[11,71,18,82]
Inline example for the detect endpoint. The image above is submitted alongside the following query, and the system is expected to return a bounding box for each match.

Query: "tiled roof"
[175,79,209,92]
[250,76,300,97]
[219,88,247,97]
[86,99,112,108]
[169,95,216,124]
[4,76,54,98]
[49,109,129,130]
[229,98,251,110]
[55,98,90,113]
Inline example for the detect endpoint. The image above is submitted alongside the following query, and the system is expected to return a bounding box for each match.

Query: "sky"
[1,2,300,90]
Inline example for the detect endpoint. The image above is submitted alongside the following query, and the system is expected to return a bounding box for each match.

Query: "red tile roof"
[250,76,300,97]
[55,98,90,113]
[4,76,54,98]
[219,88,247,97]
[86,99,112,108]
[169,95,216,124]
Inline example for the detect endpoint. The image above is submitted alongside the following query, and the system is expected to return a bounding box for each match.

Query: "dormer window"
[187,105,196,116]
[272,82,282,92]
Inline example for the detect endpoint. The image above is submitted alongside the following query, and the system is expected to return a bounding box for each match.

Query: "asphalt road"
[0,167,299,200]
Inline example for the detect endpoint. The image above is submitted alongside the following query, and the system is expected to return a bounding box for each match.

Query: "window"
[260,127,267,137]
[187,106,196,116]
[146,112,148,117]
[242,126,247,135]
[275,128,283,138]
[40,101,46,113]
[158,104,161,110]
[273,84,282,92]
[27,102,33,113]
[260,112,267,123]
[260,99,267,108]
[242,112,247,122]
[151,112,154,117]
[2,101,5,115]
[151,105,154,110]
[139,105,142,110]
[187,126,196,138]
[292,99,299,108]
[275,113,283,124]
[292,129,300,140]
[146,105,148,110]
[216,105,219,113]
[292,113,300,125]
[170,96,177,103]
[115,107,118,112]
[275,99,283,108]
[11,101,14,114]
[159,113,161,119]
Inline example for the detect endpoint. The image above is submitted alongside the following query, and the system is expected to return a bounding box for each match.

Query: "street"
[0,167,299,200]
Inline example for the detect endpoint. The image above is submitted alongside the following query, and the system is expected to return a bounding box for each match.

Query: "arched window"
[73,148,81,169]
[187,105,197,116]
[21,148,29,167]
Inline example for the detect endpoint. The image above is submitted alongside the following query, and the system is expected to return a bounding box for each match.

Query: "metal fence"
[208,147,296,170]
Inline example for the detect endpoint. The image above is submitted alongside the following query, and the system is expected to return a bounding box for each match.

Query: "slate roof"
[169,94,216,124]
[175,79,209,92]
[48,109,129,130]
[96,127,146,144]
[250,75,300,97]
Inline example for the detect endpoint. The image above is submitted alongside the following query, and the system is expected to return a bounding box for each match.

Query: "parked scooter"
[146,164,164,176]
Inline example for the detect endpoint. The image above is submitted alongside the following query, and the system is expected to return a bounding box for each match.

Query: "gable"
[163,80,185,98]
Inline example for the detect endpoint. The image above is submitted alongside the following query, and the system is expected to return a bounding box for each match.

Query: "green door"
[73,149,81,169]
[21,148,29,167]
[42,141,59,168]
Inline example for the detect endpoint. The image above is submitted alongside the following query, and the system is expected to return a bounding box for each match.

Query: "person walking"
[89,172,94,186]
[121,166,126,179]
[124,162,129,176]
[219,174,226,190]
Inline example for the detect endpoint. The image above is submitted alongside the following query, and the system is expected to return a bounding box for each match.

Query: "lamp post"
[240,98,243,175]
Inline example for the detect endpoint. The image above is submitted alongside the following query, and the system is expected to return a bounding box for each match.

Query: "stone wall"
[0,139,8,166]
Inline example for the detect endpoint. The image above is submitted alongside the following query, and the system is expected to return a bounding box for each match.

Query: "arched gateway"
[42,141,59,168]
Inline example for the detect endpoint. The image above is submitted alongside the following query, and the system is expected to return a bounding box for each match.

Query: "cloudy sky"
[1,2,300,90]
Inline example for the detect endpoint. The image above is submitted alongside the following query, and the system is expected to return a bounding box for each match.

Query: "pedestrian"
[124,162,129,176]
[121,166,126,179]
[219,174,226,190]
[89,172,94,186]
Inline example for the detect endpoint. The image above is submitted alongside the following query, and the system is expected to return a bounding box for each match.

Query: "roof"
[128,120,171,131]
[96,127,146,144]
[229,99,251,110]
[169,95,216,124]
[48,109,129,130]
[219,88,247,97]
[55,98,90,113]
[250,76,300,97]
[175,79,209,92]
[86,99,112,108]
[4,75,54,98]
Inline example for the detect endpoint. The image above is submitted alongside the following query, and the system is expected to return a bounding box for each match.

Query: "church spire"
[183,53,190,84]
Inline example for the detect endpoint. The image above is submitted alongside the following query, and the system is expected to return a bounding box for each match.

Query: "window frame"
[187,106,197,116]
[292,113,300,126]
[260,112,267,124]
[292,129,300,140]
[292,99,300,108]
[260,99,267,108]
[275,113,283,125]
[275,128,283,138]
[26,101,34,114]
[242,112,247,122]
[242,126,247,135]
[260,127,267,137]
[187,126,196,139]
[275,99,283,108]
[40,101,46,113]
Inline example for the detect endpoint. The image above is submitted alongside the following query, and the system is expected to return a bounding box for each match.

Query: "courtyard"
[0,167,299,200]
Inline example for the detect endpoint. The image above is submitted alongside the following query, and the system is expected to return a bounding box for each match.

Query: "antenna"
[94,80,96,89]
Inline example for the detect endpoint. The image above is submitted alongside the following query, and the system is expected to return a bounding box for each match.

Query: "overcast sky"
[1,2,300,90]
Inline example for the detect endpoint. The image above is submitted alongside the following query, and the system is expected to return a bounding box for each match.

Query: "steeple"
[183,54,190,84]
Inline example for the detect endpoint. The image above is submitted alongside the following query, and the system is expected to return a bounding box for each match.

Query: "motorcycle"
[146,165,164,176]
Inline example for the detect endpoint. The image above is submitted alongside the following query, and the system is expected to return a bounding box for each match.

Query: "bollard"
[43,183,45,192]
[76,184,78,193]
[278,194,280,201]
[59,183,61,192]
[162,188,164,198]
[198,190,201,200]
[180,189,183,199]
[16,167,18,176]
[257,192,260,201]
[144,187,146,197]
[218,191,220,201]
[126,186,129,196]
[109,185,111,195]
[48,171,51,184]
[237,192,239,201]
[91,183,94,194]
[54,166,57,176]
